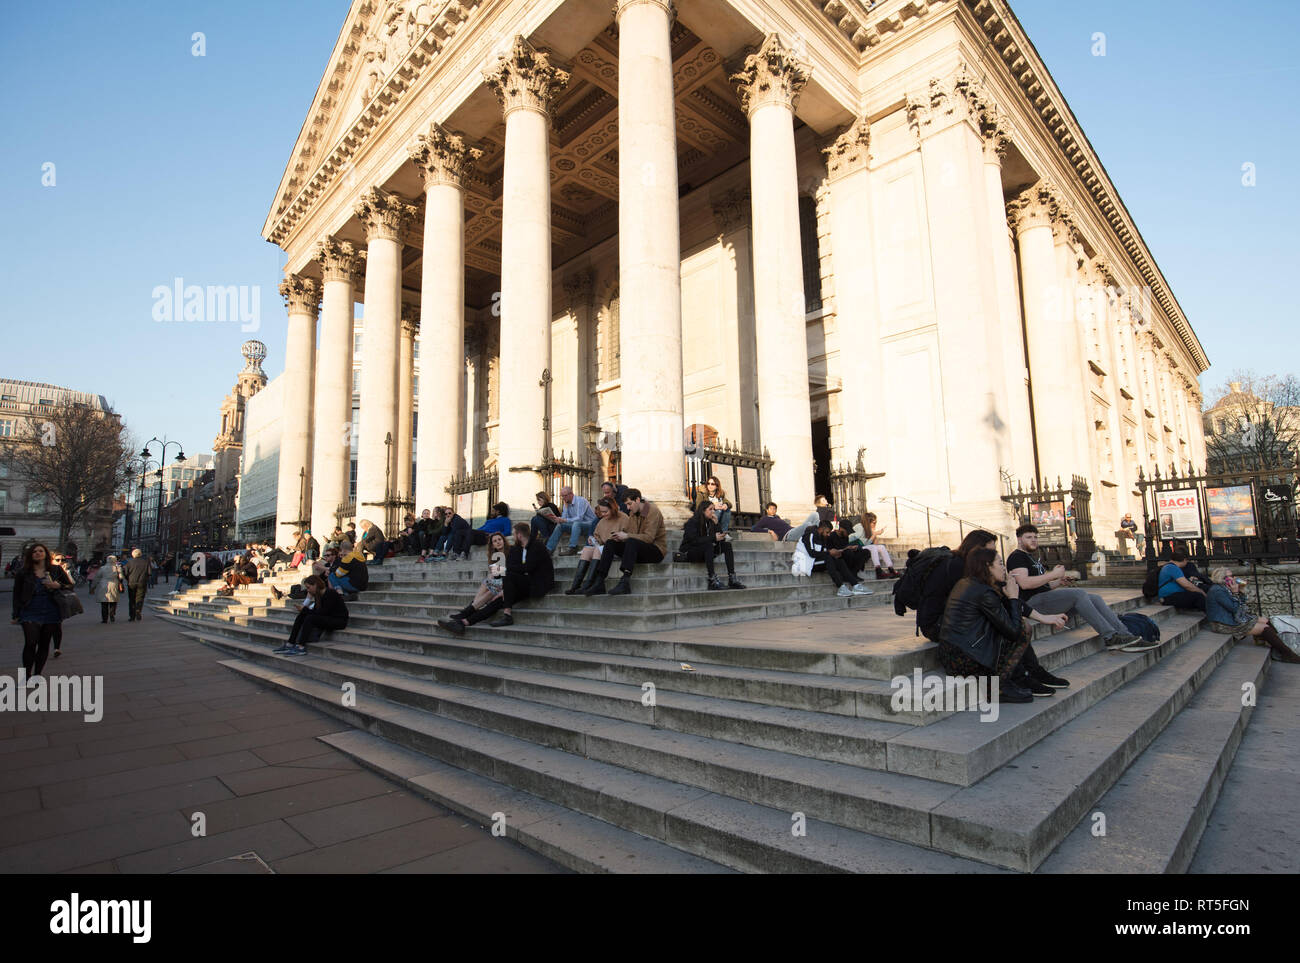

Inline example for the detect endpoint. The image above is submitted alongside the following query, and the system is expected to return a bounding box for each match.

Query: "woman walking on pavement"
[91,554,124,624]
[11,543,73,680]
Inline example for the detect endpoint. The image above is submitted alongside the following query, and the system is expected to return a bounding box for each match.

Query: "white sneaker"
[836,584,853,597]
[852,583,873,596]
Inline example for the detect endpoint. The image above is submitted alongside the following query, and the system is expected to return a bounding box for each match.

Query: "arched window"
[685,423,719,449]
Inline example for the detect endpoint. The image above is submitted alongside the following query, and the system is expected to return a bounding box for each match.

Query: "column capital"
[484,36,569,120]
[614,0,675,21]
[710,187,751,237]
[355,187,417,242]
[822,115,870,180]
[906,62,1003,144]
[316,236,362,283]
[562,270,594,310]
[1007,181,1076,239]
[409,123,483,189]
[401,301,420,335]
[278,275,320,316]
[730,33,809,117]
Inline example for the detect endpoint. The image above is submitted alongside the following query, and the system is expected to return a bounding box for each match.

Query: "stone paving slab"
[0,614,561,873]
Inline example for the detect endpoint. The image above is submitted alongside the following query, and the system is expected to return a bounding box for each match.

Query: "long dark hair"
[955,530,998,558]
[963,548,999,585]
[22,542,53,573]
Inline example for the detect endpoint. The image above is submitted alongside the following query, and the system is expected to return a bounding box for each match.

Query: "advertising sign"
[1029,500,1067,542]
[1156,489,1202,539]
[1206,485,1256,538]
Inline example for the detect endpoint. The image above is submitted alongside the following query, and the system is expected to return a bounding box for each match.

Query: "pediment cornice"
[262,0,484,248]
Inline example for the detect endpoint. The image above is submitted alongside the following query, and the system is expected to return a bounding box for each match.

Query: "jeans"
[865,544,893,570]
[328,573,357,593]
[813,555,858,587]
[716,509,732,534]
[173,576,188,593]
[1029,588,1127,637]
[531,514,557,541]
[288,607,348,646]
[21,623,58,676]
[547,518,596,552]
[593,538,663,579]
[685,541,735,578]
[1160,589,1206,611]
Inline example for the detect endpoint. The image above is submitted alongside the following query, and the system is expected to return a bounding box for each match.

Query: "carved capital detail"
[355,187,417,242]
[1007,181,1077,241]
[562,270,594,311]
[822,115,870,180]
[316,236,361,284]
[278,274,320,316]
[710,187,751,238]
[730,34,809,116]
[409,123,483,189]
[484,36,569,120]
[614,0,675,21]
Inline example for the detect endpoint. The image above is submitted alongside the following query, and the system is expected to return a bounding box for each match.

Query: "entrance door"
[811,418,831,503]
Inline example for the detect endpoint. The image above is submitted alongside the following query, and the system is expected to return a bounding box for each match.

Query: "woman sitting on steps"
[438,532,509,633]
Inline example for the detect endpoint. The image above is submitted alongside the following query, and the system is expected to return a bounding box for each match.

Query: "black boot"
[565,561,591,595]
[608,572,632,596]
[582,568,608,596]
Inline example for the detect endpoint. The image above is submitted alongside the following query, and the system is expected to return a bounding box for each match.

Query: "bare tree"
[0,400,134,552]
[1204,371,1300,469]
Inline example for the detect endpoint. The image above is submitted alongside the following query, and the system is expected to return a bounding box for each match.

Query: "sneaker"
[1019,675,1055,697]
[488,613,514,627]
[998,680,1034,704]
[1028,664,1070,688]
[708,576,727,591]
[851,583,873,596]
[836,584,853,597]
[1121,637,1162,653]
[272,644,294,654]
[727,577,746,590]
[284,645,307,656]
[1104,632,1140,651]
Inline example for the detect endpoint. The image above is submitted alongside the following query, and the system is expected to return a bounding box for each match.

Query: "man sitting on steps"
[273,575,349,656]
[1006,523,1152,652]
[583,488,666,596]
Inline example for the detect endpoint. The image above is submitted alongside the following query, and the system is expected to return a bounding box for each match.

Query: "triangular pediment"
[262,0,456,242]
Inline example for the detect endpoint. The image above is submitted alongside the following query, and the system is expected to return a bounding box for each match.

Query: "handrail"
[885,494,1007,560]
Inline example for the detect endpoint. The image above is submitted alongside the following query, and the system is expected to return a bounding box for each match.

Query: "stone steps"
[217,657,1002,873]
[1038,642,1271,873]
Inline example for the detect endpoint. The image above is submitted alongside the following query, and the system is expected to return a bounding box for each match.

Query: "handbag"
[1270,615,1300,658]
[53,588,84,620]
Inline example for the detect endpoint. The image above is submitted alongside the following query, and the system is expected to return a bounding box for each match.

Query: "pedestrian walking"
[123,548,152,621]
[10,543,73,680]
[91,555,124,623]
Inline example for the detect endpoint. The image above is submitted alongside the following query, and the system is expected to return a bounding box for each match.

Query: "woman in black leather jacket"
[939,549,1035,703]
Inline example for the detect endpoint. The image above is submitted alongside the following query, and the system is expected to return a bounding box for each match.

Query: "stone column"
[310,237,360,538]
[398,308,418,500]
[484,37,568,520]
[410,124,480,512]
[822,118,883,484]
[562,271,594,460]
[1009,182,1090,485]
[732,34,815,515]
[616,0,689,518]
[354,187,416,524]
[980,121,1036,484]
[274,274,320,545]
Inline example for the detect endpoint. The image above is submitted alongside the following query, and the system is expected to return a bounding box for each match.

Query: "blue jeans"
[328,573,357,593]
[717,508,732,533]
[547,518,595,552]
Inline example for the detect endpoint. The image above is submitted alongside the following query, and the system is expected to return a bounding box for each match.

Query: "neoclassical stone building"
[262,0,1209,545]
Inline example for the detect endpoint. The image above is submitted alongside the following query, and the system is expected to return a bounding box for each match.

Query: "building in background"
[0,379,120,563]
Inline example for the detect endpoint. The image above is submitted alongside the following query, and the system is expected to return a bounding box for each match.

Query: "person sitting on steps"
[797,519,871,597]
[750,502,792,541]
[273,575,349,656]
[1205,568,1300,663]
[545,486,598,556]
[1007,523,1147,651]
[693,475,733,541]
[564,497,622,595]
[327,544,369,600]
[1156,548,1208,612]
[677,502,746,591]
[583,488,666,597]
[440,523,555,630]
[438,532,510,633]
[853,511,900,579]
[939,549,1038,704]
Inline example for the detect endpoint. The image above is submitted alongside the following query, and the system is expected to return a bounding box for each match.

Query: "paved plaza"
[0,596,560,874]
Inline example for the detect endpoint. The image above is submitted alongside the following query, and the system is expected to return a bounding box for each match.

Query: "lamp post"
[141,438,186,557]
[133,457,159,547]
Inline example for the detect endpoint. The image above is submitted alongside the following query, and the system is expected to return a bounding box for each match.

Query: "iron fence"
[684,438,772,528]
[446,468,498,527]
[1001,474,1096,575]
[829,447,886,518]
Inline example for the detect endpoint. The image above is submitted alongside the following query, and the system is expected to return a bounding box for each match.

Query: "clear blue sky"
[2,0,1296,455]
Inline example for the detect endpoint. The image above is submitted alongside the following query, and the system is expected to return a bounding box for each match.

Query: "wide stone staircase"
[152,533,1274,873]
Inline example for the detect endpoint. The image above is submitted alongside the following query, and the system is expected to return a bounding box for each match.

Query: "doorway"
[811,418,831,503]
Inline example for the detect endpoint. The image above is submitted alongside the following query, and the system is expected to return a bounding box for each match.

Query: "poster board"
[734,466,761,516]
[469,490,489,528]
[1029,500,1067,543]
[455,492,473,522]
[1206,485,1256,538]
[1156,488,1202,540]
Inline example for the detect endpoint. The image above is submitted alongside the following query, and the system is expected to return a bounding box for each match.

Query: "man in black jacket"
[676,504,745,590]
[457,523,554,628]
[274,575,349,656]
[122,549,152,621]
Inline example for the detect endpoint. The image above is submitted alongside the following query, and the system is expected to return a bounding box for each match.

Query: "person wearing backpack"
[1155,549,1207,612]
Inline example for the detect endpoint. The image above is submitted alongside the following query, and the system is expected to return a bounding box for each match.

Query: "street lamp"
[142,438,186,557]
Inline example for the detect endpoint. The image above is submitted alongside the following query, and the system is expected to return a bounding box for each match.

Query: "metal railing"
[684,438,772,527]
[886,494,1006,559]
[829,447,885,518]
[536,447,597,501]
[1001,474,1096,573]
[446,468,498,526]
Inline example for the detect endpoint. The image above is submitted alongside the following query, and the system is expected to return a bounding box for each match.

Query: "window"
[0,463,7,478]
[354,333,363,357]
[1,394,15,402]
[183,469,194,480]
[0,490,7,512]
[27,492,46,514]
[349,459,358,499]
[352,368,361,393]
[38,398,54,406]
[0,419,12,437]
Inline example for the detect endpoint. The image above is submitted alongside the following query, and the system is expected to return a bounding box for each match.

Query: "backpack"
[1120,612,1160,643]
[1141,568,1159,600]
[892,546,953,617]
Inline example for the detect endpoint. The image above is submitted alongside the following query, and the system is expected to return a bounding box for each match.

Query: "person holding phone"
[1206,568,1300,663]
[11,543,73,680]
